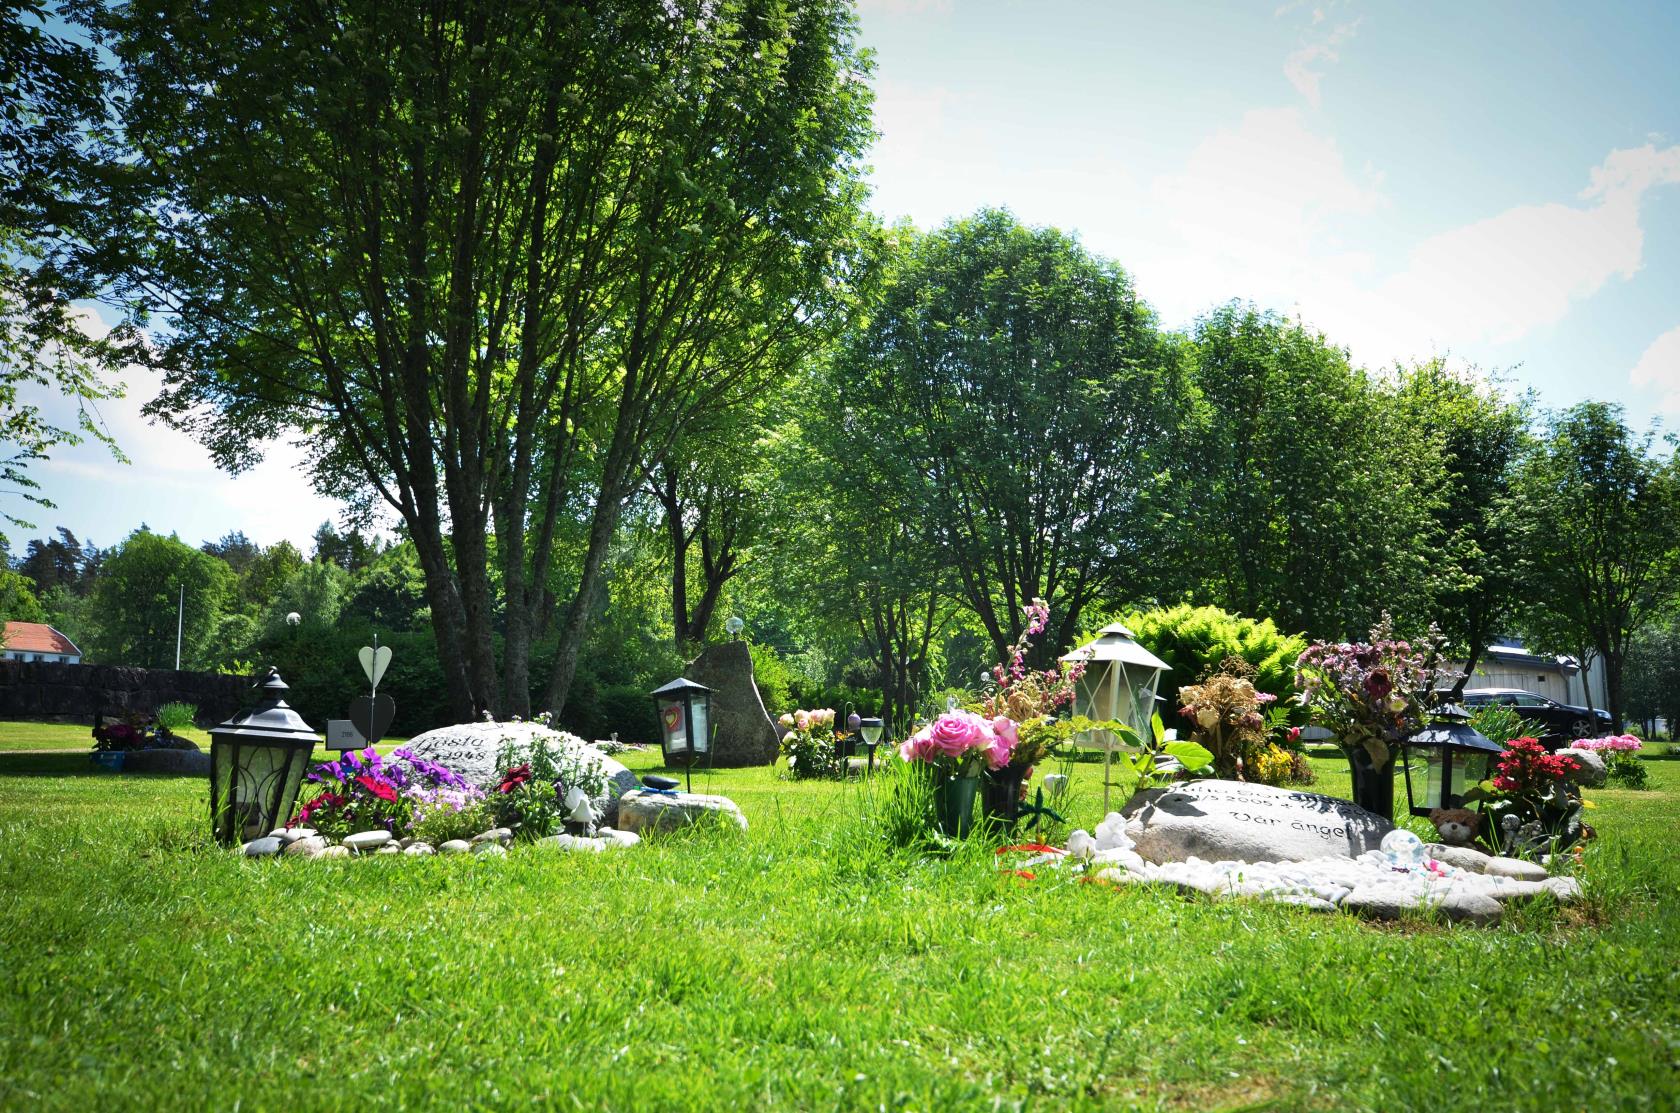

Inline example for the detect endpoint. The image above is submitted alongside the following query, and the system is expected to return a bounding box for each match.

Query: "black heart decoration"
[350,693,396,745]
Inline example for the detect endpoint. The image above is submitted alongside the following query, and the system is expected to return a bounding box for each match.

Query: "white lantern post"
[1059,623,1171,812]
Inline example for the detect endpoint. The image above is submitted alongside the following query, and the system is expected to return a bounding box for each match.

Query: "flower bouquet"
[1294,615,1444,817]
[898,710,1007,837]
[487,733,614,839]
[777,708,843,780]
[971,599,1086,826]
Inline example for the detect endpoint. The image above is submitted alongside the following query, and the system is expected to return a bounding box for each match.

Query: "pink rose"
[924,711,991,758]
[795,711,811,731]
[988,716,1020,770]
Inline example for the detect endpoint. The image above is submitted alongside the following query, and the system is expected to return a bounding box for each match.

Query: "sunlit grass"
[0,722,1675,1111]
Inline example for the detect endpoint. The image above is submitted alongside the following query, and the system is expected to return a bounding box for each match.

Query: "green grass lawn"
[1,722,1675,1111]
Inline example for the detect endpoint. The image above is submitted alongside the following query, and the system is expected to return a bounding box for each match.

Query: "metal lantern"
[650,676,712,791]
[857,716,884,774]
[1402,702,1503,818]
[1060,623,1171,810]
[209,667,320,845]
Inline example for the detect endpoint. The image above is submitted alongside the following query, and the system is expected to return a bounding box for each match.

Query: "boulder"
[1121,780,1393,866]
[679,641,779,767]
[616,789,748,835]
[1560,748,1607,787]
[1424,842,1493,873]
[403,721,640,823]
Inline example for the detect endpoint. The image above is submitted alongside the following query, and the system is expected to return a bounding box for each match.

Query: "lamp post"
[650,676,713,793]
[1402,702,1503,819]
[857,716,884,774]
[208,667,320,845]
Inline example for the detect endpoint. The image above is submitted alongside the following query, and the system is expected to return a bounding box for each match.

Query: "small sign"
[327,720,366,751]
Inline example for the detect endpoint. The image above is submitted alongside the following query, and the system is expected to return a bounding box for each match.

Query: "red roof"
[3,622,81,656]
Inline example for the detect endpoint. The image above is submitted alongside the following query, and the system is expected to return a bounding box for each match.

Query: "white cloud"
[1630,324,1680,414]
[1283,20,1360,109]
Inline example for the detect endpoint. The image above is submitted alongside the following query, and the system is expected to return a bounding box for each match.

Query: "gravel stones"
[241,836,283,858]
[439,840,472,855]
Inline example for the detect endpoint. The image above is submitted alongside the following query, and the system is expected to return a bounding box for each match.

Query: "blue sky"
[14,0,1680,555]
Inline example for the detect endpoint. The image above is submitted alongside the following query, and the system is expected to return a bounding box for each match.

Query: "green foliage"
[1122,603,1307,708]
[749,641,795,716]
[153,702,197,733]
[1516,402,1680,728]
[341,545,429,632]
[1178,305,1445,638]
[261,559,348,637]
[1606,752,1649,789]
[489,732,615,841]
[87,528,234,669]
[1469,702,1540,747]
[827,210,1191,662]
[0,565,46,624]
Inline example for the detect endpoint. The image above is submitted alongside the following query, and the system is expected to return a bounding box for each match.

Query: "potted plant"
[1294,616,1444,818]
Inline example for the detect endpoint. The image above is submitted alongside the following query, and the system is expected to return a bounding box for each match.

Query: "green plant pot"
[934,775,979,838]
[90,751,126,772]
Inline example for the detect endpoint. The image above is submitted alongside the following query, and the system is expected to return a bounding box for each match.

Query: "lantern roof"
[210,667,318,745]
[1408,704,1502,754]
[650,676,712,698]
[1059,623,1170,672]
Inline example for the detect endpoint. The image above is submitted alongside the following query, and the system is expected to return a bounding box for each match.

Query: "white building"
[1,621,84,665]
[1454,638,1608,711]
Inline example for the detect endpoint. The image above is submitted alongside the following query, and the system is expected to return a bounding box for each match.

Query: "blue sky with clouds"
[14,0,1680,554]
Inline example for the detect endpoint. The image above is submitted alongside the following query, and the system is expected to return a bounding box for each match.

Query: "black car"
[1460,688,1613,747]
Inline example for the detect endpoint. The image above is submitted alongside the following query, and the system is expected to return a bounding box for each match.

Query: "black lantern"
[857,716,884,774]
[209,667,320,845]
[650,676,712,791]
[1402,702,1503,818]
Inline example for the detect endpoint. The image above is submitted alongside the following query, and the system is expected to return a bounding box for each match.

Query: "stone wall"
[0,660,253,725]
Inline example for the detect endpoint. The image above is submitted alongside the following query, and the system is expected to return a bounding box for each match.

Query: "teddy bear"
[1428,806,1480,846]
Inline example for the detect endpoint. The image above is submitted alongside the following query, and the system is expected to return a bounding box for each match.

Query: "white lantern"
[1060,623,1171,810]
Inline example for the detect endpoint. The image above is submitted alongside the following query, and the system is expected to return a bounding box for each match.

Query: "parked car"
[1460,688,1612,747]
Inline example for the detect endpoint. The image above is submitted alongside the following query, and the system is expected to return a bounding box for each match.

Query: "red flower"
[497,763,532,794]
[355,775,398,803]
[296,790,345,825]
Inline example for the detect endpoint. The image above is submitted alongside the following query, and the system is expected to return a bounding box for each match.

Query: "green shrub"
[1606,752,1649,789]
[749,642,793,714]
[155,702,198,733]
[1119,604,1307,709]
[1469,703,1540,747]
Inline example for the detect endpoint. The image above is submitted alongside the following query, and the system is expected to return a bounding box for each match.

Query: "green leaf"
[1163,740,1214,772]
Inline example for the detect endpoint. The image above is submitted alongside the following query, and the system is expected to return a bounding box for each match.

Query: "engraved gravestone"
[403,721,641,824]
[1121,779,1394,865]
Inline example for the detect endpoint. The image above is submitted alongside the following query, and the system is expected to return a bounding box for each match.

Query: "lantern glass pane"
[691,694,709,754]
[1456,753,1491,805]
[859,720,883,745]
[660,700,689,753]
[1423,749,1449,811]
[223,741,303,840]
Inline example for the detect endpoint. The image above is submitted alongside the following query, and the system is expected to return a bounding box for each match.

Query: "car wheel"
[1570,718,1593,740]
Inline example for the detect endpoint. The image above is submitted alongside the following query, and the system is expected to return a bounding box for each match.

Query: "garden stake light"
[650,676,713,793]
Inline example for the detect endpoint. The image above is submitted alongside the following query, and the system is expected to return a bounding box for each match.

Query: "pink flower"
[795,711,811,731]
[924,710,992,758]
[988,716,1020,769]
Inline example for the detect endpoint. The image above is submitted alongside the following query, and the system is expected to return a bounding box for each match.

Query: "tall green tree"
[1516,402,1680,729]
[1,1,132,541]
[1389,361,1530,687]
[828,211,1191,661]
[1182,304,1441,639]
[106,0,875,719]
[88,529,234,669]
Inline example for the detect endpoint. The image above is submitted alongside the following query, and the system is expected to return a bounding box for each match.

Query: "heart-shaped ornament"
[357,645,393,688]
[350,693,396,745]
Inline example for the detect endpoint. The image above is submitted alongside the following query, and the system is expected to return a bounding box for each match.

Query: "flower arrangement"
[487,732,614,838]
[1472,736,1586,852]
[1569,734,1642,752]
[1178,657,1311,786]
[292,747,482,837]
[1293,616,1445,768]
[777,708,843,780]
[978,599,1086,735]
[898,710,1008,778]
[91,715,149,753]
[1572,735,1649,790]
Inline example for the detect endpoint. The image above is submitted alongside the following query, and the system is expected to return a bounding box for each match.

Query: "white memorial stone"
[402,721,642,822]
[1122,779,1394,865]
